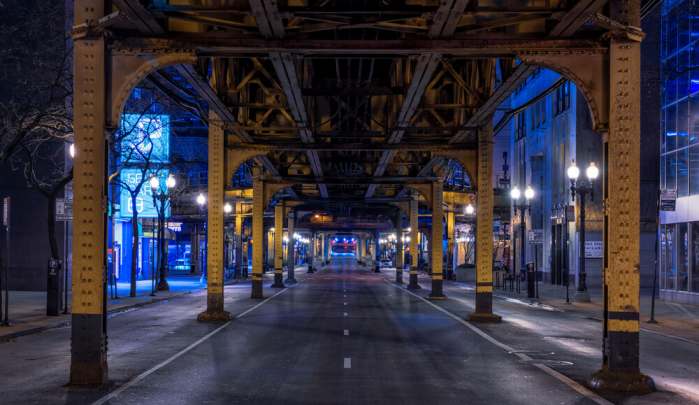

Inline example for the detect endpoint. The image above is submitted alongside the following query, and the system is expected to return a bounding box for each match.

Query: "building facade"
[507,68,605,292]
[658,0,699,304]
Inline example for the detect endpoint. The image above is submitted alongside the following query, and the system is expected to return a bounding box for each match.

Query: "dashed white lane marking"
[92,286,295,405]
[343,312,348,317]
[344,329,349,336]
[344,357,352,369]
[344,302,348,306]
[386,281,612,405]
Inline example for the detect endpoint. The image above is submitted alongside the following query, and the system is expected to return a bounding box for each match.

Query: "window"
[554,81,570,115]
[515,112,526,140]
[529,99,546,130]
[661,224,676,290]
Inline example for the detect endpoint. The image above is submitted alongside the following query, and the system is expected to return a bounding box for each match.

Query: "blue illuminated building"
[505,68,605,291]
[658,0,699,303]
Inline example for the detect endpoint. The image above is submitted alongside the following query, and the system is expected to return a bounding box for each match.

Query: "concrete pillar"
[469,122,501,322]
[272,203,285,288]
[408,195,420,289]
[198,112,231,322]
[590,3,652,391]
[286,210,297,284]
[429,182,446,299]
[70,1,108,384]
[234,202,243,279]
[251,168,265,298]
[395,213,404,283]
[446,210,455,280]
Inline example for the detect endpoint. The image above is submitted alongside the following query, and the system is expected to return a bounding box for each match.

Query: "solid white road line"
[344,357,352,369]
[92,286,294,405]
[386,281,612,405]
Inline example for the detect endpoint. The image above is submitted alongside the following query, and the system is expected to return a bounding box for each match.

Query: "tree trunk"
[46,194,59,260]
[130,195,139,297]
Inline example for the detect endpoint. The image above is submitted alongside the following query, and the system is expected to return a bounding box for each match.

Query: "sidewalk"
[466,275,699,344]
[0,275,204,341]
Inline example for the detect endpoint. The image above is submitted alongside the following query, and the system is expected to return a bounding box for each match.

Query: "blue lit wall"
[660,1,699,196]
[120,114,170,163]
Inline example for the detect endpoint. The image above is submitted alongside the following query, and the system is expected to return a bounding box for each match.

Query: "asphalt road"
[2,261,687,404]
[95,260,599,405]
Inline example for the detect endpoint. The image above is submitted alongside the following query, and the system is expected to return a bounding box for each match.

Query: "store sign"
[528,229,544,244]
[56,198,73,221]
[660,190,676,211]
[585,241,603,258]
[119,169,170,219]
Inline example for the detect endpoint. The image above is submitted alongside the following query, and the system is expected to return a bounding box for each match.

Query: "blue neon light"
[120,114,170,163]
[119,169,171,219]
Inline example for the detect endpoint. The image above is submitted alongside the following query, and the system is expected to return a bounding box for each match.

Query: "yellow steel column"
[591,5,652,390]
[395,212,404,283]
[234,202,243,279]
[272,203,285,288]
[469,122,501,322]
[251,168,265,298]
[446,210,456,280]
[70,0,107,385]
[308,232,316,272]
[429,181,446,299]
[198,113,231,322]
[408,194,420,289]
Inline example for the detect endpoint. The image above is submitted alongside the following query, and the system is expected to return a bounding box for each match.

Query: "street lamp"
[465,203,475,215]
[567,160,598,302]
[150,174,176,292]
[196,193,207,283]
[223,202,232,214]
[511,184,535,295]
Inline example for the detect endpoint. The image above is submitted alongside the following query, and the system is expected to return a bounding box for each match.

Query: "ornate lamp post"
[567,160,599,302]
[510,185,535,287]
[150,174,176,291]
[196,192,207,283]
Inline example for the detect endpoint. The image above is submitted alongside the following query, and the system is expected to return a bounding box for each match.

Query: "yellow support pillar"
[469,122,501,322]
[429,181,446,299]
[395,212,404,283]
[272,203,285,288]
[70,0,107,385]
[198,112,231,322]
[408,194,421,290]
[251,168,265,298]
[591,4,652,391]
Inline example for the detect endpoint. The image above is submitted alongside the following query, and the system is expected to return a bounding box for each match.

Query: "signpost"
[585,240,603,258]
[660,190,677,211]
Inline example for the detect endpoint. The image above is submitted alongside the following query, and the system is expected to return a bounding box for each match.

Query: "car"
[379,259,393,268]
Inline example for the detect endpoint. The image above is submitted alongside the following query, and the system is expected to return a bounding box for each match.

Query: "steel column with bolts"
[272,203,285,288]
[590,24,653,392]
[408,195,420,289]
[286,210,297,284]
[198,113,231,322]
[70,0,108,384]
[374,233,381,273]
[395,212,404,283]
[251,168,265,298]
[429,182,445,299]
[469,123,501,322]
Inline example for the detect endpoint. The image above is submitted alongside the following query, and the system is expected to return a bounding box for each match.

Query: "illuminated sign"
[120,114,170,163]
[119,169,171,219]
